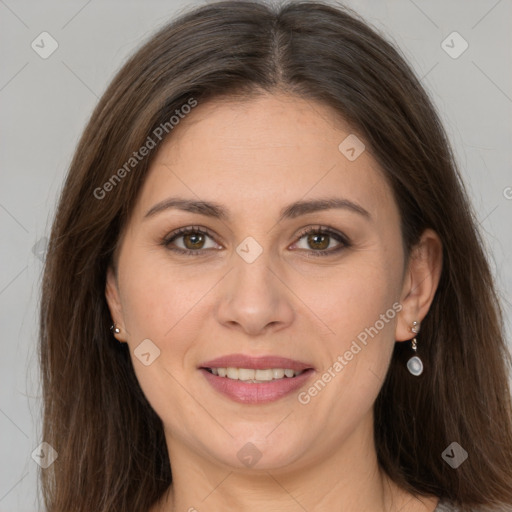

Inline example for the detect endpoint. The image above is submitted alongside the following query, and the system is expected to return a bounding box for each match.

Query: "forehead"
[134,93,396,222]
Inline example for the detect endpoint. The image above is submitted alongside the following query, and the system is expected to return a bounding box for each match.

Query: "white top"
[434,500,512,511]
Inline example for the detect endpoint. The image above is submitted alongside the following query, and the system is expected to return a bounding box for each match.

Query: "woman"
[39,1,512,511]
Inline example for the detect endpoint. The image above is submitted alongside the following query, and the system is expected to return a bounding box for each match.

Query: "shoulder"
[435,500,512,512]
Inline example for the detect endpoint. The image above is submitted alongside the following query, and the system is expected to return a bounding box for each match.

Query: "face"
[106,92,411,473]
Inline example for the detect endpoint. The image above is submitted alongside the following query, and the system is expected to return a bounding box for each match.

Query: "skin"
[106,92,443,512]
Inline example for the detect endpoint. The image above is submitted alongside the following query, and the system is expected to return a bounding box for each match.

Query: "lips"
[199,354,315,404]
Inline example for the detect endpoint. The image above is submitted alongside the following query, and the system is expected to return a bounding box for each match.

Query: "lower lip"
[200,368,315,404]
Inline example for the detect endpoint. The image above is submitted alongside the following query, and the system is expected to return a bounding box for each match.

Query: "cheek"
[310,258,400,345]
[305,279,399,442]
[117,253,218,414]
[117,260,206,422]
[117,243,209,340]
[311,253,402,402]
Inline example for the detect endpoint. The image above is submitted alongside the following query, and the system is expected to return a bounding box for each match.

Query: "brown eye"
[163,226,220,255]
[182,232,206,250]
[293,226,350,257]
[306,232,330,251]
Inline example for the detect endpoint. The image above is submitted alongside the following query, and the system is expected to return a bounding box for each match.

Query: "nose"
[214,248,296,337]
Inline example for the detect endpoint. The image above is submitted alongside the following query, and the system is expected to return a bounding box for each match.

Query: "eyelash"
[161,225,351,258]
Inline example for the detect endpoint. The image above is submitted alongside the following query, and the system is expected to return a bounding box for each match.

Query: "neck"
[153,412,439,512]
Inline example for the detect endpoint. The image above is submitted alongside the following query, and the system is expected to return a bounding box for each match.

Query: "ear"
[105,265,127,342]
[395,228,443,342]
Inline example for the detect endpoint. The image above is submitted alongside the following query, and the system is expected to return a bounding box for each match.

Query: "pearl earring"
[110,323,121,335]
[406,321,423,376]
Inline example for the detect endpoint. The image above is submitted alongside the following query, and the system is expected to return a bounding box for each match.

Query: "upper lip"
[200,354,314,372]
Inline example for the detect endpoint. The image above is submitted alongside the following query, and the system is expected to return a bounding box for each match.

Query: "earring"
[110,323,121,335]
[406,321,423,376]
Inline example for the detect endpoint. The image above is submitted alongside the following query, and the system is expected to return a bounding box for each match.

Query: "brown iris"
[183,232,206,250]
[307,232,330,250]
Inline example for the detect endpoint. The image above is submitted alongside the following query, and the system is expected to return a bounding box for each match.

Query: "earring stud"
[110,323,121,334]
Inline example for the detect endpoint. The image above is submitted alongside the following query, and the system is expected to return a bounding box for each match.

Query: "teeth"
[272,368,285,379]
[238,368,255,381]
[255,369,273,381]
[226,367,238,379]
[208,367,304,381]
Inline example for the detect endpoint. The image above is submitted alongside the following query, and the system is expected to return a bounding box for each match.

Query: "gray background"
[1,0,511,510]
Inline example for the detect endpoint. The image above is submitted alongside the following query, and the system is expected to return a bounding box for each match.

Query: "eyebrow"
[143,196,371,222]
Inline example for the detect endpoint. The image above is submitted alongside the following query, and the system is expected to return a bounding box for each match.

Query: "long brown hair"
[39,1,512,510]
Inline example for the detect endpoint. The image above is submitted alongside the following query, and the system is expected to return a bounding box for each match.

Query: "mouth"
[199,354,315,404]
